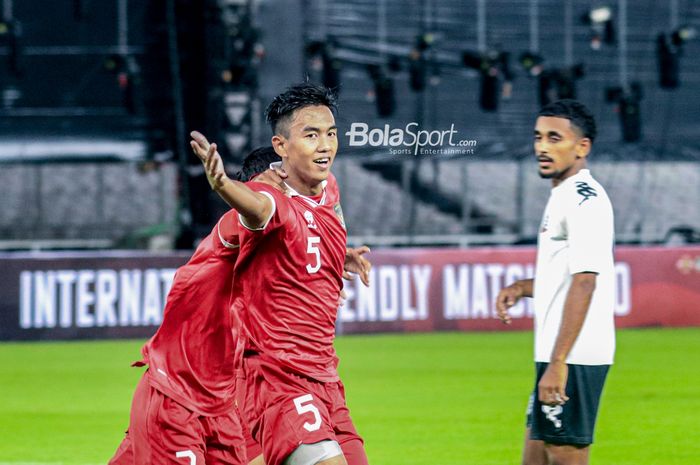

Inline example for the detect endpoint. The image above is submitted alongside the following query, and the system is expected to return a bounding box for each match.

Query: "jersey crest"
[575,181,597,205]
[334,203,346,230]
[304,210,318,229]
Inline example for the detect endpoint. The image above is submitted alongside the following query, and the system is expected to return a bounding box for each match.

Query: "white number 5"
[293,394,322,431]
[306,237,321,273]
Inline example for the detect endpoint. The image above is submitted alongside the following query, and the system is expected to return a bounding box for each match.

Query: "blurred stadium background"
[1,0,699,464]
[0,0,698,246]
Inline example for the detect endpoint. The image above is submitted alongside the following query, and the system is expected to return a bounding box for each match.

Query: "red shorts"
[239,354,367,465]
[237,402,263,461]
[109,374,246,465]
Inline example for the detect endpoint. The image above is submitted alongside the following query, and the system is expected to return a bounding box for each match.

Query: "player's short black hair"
[264,82,338,136]
[538,99,597,142]
[234,146,281,181]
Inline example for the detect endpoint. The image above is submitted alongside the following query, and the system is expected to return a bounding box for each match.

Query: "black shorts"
[526,362,610,446]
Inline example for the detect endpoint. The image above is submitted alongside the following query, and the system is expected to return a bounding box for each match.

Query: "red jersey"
[233,175,347,382]
[141,209,243,416]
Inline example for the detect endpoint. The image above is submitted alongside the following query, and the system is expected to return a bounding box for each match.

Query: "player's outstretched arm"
[190,131,272,228]
[538,272,596,406]
[495,278,533,324]
[343,246,372,287]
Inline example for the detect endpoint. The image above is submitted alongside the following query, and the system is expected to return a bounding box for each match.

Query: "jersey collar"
[269,161,328,207]
[553,169,591,191]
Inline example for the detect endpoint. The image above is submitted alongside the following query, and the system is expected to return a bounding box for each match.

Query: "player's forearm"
[550,272,596,363]
[515,278,534,298]
[213,179,272,227]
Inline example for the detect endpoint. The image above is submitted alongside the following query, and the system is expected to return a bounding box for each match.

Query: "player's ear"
[576,137,591,159]
[271,134,288,159]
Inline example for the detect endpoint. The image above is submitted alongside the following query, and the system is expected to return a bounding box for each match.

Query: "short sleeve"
[216,209,240,249]
[566,184,614,275]
[238,181,290,233]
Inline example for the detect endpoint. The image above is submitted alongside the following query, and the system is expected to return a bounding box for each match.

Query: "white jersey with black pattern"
[533,169,616,365]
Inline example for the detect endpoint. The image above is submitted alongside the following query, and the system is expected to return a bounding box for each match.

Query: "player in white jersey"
[496,99,615,465]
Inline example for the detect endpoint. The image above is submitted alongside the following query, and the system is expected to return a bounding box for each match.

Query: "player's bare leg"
[521,428,547,465]
[248,454,265,465]
[544,443,590,465]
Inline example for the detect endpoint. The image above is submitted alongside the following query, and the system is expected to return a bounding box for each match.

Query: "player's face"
[533,116,590,184]
[275,105,338,194]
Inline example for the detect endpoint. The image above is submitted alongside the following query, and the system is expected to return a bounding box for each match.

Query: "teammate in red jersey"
[190,82,370,465]
[109,143,370,465]
[108,147,283,465]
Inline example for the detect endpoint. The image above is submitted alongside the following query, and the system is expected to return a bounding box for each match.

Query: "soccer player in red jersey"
[109,143,370,465]
[108,147,283,465]
[190,83,370,465]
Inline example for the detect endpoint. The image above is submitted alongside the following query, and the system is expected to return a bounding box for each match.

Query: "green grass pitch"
[1,328,699,464]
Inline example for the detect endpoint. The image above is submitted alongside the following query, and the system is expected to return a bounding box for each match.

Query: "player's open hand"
[343,246,371,287]
[190,131,229,191]
[538,361,569,406]
[495,283,523,325]
[254,167,289,195]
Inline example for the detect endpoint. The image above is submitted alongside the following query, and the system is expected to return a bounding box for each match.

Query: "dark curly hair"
[264,82,338,136]
[538,99,597,142]
[234,146,281,181]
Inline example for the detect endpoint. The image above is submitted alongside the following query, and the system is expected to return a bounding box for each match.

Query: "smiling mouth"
[313,157,330,166]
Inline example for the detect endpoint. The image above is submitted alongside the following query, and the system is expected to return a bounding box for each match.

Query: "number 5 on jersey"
[293,394,322,431]
[306,237,321,273]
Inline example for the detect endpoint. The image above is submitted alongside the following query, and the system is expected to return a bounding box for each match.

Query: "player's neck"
[552,161,586,188]
[284,174,323,196]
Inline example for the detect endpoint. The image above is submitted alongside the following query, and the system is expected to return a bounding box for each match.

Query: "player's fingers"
[354,245,371,256]
[551,391,565,405]
[362,259,371,276]
[498,295,514,324]
[539,384,560,405]
[191,141,206,160]
[190,130,210,148]
[267,172,284,183]
[357,257,371,286]
[557,387,569,404]
[206,153,216,172]
[206,146,219,166]
[360,269,370,287]
[269,172,288,190]
[272,167,288,178]
[495,293,508,314]
[342,271,355,281]
[204,146,214,164]
[208,161,221,180]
